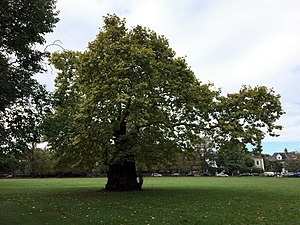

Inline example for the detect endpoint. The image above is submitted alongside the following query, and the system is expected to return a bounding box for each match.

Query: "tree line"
[2,146,300,178]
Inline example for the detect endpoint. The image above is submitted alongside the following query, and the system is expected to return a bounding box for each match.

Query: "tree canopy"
[0,0,59,110]
[0,0,59,166]
[47,14,284,191]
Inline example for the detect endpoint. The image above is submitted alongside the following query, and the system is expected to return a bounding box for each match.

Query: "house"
[250,155,265,171]
[268,148,296,173]
[269,148,291,162]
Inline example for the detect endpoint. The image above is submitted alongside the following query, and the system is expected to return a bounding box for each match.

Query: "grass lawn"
[0,177,300,225]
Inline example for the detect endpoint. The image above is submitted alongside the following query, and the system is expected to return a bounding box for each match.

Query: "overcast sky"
[38,0,300,154]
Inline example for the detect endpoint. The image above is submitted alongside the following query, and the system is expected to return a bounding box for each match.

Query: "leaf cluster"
[0,0,59,110]
[213,85,284,149]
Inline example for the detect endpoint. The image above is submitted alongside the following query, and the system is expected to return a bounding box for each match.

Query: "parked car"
[240,173,252,176]
[251,173,260,176]
[280,172,298,177]
[289,172,300,177]
[216,172,228,177]
[186,172,194,176]
[264,172,275,177]
[151,173,162,177]
[171,172,180,176]
[202,172,212,176]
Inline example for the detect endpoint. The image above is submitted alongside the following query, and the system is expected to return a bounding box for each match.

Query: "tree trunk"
[105,160,142,191]
[105,118,142,191]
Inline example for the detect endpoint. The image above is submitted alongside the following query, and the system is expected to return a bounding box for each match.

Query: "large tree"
[47,15,217,190]
[0,0,59,162]
[47,15,284,191]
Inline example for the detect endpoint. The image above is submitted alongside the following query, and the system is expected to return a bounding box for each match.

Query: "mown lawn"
[0,177,299,225]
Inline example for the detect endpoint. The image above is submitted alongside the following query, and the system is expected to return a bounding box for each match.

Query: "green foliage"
[216,141,246,174]
[0,83,52,160]
[251,167,264,174]
[0,153,20,174]
[27,148,55,176]
[285,160,300,172]
[0,0,59,110]
[240,166,263,174]
[265,159,283,172]
[244,156,255,168]
[0,0,59,159]
[285,152,300,172]
[213,86,284,150]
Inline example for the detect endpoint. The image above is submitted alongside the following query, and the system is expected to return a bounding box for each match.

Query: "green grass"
[1,177,300,225]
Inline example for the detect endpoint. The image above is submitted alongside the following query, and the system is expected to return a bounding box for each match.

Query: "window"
[256,160,260,166]
[276,154,282,160]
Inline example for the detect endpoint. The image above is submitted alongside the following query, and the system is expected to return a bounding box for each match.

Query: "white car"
[151,173,162,177]
[216,172,228,177]
[171,172,180,176]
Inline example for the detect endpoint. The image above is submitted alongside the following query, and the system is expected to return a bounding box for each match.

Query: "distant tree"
[0,82,52,167]
[285,152,300,172]
[27,148,54,176]
[198,137,215,173]
[265,160,283,173]
[253,140,263,155]
[184,136,215,174]
[0,153,20,175]
[0,0,59,160]
[216,140,247,175]
[244,156,255,168]
[47,15,284,191]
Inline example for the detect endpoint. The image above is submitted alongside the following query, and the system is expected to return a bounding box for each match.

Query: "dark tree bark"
[105,160,142,191]
[104,116,143,191]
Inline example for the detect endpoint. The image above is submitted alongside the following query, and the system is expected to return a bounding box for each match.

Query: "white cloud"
[274,103,300,141]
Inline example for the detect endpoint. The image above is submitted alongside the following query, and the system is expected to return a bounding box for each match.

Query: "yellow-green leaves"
[214,85,284,152]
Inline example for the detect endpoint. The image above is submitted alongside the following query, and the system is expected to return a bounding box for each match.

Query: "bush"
[240,167,263,174]
[251,167,263,174]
